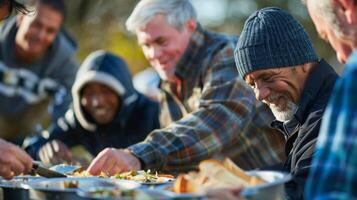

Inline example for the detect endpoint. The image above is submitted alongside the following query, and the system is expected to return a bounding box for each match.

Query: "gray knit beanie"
[234,7,319,79]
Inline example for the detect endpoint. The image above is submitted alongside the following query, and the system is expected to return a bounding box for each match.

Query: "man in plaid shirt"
[304,0,357,199]
[87,0,285,175]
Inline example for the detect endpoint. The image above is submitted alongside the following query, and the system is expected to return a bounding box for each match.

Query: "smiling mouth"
[264,95,289,110]
[93,108,109,116]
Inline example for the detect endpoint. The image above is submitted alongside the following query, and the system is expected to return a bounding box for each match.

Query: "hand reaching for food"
[86,148,141,176]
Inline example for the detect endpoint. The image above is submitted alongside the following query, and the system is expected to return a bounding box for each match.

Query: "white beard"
[265,93,298,122]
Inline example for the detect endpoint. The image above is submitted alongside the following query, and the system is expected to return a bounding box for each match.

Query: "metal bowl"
[0,175,44,200]
[241,171,292,200]
[77,179,143,200]
[159,170,291,200]
[77,186,173,200]
[23,177,123,200]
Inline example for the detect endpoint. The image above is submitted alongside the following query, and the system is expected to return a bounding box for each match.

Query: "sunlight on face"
[307,1,355,64]
[16,5,63,60]
[81,83,120,125]
[245,67,306,122]
[137,14,194,82]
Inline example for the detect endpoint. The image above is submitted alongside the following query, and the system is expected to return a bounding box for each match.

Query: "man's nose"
[37,29,47,40]
[254,86,270,101]
[90,95,105,107]
[149,46,162,60]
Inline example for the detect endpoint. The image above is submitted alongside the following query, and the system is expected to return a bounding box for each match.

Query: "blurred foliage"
[62,0,343,75]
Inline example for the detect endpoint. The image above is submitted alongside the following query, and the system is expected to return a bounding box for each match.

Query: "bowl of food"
[111,170,174,185]
[241,170,292,200]
[77,186,175,200]
[0,175,44,200]
[23,177,124,200]
[172,158,292,200]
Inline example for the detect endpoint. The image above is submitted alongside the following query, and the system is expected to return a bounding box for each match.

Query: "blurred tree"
[64,0,146,74]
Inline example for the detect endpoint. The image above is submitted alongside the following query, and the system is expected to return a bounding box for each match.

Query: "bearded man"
[234,7,339,199]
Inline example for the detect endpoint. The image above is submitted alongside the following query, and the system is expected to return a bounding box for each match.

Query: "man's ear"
[185,19,197,32]
[335,0,357,24]
[301,62,316,73]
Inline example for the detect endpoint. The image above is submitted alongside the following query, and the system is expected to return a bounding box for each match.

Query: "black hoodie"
[24,50,160,159]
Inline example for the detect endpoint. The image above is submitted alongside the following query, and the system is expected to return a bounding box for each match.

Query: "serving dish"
[23,177,139,200]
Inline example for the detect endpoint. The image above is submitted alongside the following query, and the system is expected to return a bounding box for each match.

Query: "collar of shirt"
[174,24,205,80]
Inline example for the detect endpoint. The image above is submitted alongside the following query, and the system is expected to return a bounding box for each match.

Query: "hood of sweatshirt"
[72,50,138,131]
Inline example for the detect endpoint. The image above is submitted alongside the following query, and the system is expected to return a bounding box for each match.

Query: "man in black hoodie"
[24,50,160,166]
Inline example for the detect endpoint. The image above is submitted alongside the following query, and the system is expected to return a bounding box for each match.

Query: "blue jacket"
[271,60,338,200]
[24,50,160,159]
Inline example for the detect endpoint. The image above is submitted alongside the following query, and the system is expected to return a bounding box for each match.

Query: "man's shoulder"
[192,30,239,83]
[0,17,16,38]
[45,29,78,70]
[199,31,238,66]
[53,29,78,56]
[204,30,238,53]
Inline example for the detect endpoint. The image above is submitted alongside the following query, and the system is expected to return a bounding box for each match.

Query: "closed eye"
[155,37,167,46]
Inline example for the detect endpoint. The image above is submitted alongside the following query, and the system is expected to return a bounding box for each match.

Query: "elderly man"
[0,0,78,145]
[234,7,338,199]
[87,0,285,175]
[0,0,33,180]
[303,0,357,199]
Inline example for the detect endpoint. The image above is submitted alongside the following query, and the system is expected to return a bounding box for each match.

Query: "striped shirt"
[128,25,285,172]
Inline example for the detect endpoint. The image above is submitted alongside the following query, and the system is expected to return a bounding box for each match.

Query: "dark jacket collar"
[272,59,339,137]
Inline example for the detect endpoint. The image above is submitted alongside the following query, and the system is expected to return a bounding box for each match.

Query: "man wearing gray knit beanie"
[235,7,339,200]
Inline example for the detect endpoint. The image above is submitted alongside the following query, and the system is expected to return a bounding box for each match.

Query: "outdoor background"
[62,0,342,75]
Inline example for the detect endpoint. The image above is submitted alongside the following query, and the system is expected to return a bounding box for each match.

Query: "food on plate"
[63,180,79,188]
[86,187,123,198]
[173,158,265,193]
[113,170,174,183]
[70,168,174,184]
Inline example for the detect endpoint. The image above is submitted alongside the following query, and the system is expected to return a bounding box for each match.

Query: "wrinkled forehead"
[83,82,111,90]
[136,15,177,43]
[22,4,63,24]
[245,68,276,82]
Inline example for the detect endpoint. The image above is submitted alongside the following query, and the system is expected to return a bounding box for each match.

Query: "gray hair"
[126,0,197,33]
[303,0,356,38]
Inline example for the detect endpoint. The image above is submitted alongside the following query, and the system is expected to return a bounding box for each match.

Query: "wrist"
[124,149,143,170]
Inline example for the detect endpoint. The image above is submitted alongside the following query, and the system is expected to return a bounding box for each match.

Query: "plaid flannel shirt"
[128,25,285,172]
[305,50,357,199]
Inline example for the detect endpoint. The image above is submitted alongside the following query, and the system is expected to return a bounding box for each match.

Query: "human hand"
[38,140,73,165]
[0,139,32,179]
[87,148,141,176]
